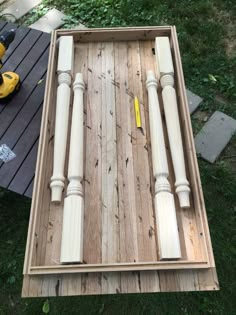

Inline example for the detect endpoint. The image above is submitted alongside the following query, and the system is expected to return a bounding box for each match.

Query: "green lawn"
[0,0,236,314]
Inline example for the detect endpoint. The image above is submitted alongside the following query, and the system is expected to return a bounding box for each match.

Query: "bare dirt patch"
[213,7,236,58]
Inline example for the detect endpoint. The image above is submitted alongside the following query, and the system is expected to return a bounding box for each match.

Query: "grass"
[0,0,236,314]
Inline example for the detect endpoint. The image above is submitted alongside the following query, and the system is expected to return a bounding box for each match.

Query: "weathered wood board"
[22,26,218,296]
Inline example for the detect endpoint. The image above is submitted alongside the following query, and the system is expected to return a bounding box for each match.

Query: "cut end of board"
[155,191,181,260]
[60,195,84,264]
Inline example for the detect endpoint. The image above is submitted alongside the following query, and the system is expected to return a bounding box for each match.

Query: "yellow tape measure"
[134,96,142,128]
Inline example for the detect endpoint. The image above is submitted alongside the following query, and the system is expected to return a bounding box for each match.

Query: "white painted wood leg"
[155,37,190,208]
[146,70,181,260]
[50,36,74,202]
[60,73,85,264]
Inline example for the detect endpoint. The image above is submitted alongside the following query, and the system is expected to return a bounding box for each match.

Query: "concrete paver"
[30,8,65,33]
[186,89,203,114]
[195,111,236,163]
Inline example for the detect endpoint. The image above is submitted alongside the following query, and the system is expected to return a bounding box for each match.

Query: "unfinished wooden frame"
[23,27,214,278]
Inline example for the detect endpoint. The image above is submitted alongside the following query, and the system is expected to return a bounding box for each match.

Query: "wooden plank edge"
[28,260,209,275]
[171,27,215,268]
[57,26,172,33]
[55,26,172,41]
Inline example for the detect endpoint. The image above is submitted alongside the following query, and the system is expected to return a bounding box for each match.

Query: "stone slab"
[30,8,65,33]
[195,111,236,163]
[1,0,42,20]
[186,89,203,114]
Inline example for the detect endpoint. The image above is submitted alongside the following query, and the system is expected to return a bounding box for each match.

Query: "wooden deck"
[0,21,50,197]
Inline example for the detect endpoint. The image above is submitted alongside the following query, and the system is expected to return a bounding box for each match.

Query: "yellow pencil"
[134,96,142,128]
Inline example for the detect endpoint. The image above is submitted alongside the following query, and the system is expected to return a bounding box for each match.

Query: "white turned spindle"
[60,73,85,264]
[146,70,181,260]
[50,36,74,202]
[155,37,190,208]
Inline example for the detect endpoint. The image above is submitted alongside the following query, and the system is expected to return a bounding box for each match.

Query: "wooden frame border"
[23,26,215,276]
[23,30,58,275]
[29,260,209,275]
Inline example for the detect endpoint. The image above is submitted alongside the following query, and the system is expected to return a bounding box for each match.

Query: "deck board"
[1,24,30,64]
[0,107,42,187]
[0,28,42,78]
[8,140,39,195]
[0,21,50,197]
[24,180,34,198]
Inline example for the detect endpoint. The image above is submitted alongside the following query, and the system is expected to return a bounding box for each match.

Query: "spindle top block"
[73,73,85,91]
[146,70,158,89]
[57,36,74,74]
[155,37,174,80]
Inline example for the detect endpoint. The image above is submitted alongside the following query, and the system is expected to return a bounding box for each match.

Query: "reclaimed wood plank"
[140,271,160,293]
[114,41,139,293]
[138,40,162,292]
[71,42,89,294]
[82,42,102,264]
[101,42,120,294]
[62,274,82,296]
[131,41,158,262]
[159,270,180,292]
[79,42,102,294]
[114,42,138,293]
[115,42,137,263]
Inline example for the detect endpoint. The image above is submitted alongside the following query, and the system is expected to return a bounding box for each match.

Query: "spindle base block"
[50,184,64,203]
[60,195,84,264]
[177,190,190,208]
[155,192,181,260]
